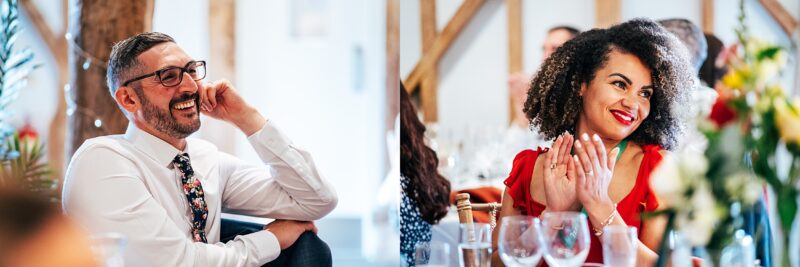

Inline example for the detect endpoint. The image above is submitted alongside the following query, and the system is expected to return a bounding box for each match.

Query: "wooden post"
[19,0,68,187]
[506,0,522,126]
[456,193,475,224]
[701,0,714,33]
[202,0,237,154]
[387,0,399,130]
[595,0,621,28]
[66,0,154,159]
[455,193,478,266]
[419,0,438,122]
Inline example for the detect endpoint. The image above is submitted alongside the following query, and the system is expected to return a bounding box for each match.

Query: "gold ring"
[549,164,556,170]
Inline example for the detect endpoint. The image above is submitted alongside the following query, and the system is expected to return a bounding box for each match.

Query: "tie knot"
[173,153,193,175]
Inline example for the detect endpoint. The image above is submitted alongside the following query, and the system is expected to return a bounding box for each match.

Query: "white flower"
[678,147,709,178]
[650,156,685,208]
[723,172,763,204]
[679,182,719,246]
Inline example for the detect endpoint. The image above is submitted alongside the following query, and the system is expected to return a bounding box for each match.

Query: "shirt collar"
[123,123,187,168]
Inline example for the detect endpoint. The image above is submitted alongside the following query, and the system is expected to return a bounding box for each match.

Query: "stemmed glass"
[540,212,591,267]
[602,225,638,267]
[498,215,544,267]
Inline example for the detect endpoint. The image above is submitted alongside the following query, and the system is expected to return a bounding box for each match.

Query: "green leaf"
[777,188,798,232]
[756,46,782,61]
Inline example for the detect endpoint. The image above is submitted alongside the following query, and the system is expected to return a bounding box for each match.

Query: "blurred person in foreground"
[0,188,99,267]
[491,18,695,266]
[400,84,452,266]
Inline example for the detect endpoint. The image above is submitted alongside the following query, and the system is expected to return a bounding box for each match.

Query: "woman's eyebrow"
[610,73,653,89]
[609,73,631,85]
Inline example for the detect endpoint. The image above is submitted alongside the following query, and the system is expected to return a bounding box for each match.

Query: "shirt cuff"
[234,229,281,264]
[247,120,292,160]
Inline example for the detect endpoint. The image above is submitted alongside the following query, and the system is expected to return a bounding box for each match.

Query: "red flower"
[18,122,38,140]
[709,98,737,128]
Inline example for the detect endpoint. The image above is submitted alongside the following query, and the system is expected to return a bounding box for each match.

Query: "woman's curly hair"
[400,84,451,224]
[524,18,694,150]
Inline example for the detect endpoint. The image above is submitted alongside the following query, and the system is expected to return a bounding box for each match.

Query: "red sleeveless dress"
[503,145,663,264]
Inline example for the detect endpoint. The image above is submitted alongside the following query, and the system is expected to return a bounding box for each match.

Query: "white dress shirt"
[62,121,337,267]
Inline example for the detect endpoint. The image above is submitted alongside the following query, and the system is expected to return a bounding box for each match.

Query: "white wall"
[401,0,798,136]
[236,0,386,218]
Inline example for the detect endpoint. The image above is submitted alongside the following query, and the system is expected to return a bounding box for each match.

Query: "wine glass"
[498,215,544,267]
[458,223,492,267]
[540,212,591,267]
[415,241,450,267]
[602,225,637,267]
[89,232,127,267]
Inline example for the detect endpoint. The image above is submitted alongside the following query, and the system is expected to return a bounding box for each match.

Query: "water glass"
[601,225,637,267]
[498,215,544,267]
[540,212,591,267]
[415,241,450,267]
[458,223,492,267]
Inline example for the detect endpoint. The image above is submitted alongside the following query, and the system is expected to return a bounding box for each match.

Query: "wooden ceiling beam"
[404,0,486,93]
[758,0,798,36]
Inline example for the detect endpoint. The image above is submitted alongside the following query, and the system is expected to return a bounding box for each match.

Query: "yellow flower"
[722,70,745,89]
[774,97,800,145]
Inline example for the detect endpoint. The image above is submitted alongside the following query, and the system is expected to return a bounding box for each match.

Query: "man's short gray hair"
[106,32,175,95]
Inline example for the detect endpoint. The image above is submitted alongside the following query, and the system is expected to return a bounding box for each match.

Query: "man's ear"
[115,87,139,114]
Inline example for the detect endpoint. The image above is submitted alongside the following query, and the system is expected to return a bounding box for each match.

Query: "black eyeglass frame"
[121,60,207,87]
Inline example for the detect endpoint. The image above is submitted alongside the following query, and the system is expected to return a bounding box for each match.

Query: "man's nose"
[176,72,198,93]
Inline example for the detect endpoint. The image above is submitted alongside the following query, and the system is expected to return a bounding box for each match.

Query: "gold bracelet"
[592,203,618,236]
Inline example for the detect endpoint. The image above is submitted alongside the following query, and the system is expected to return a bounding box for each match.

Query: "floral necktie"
[173,153,208,243]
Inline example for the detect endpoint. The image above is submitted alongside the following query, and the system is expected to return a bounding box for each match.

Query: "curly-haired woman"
[400,84,452,266]
[491,18,694,266]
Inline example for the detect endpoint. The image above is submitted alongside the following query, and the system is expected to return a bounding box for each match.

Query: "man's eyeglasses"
[122,60,207,87]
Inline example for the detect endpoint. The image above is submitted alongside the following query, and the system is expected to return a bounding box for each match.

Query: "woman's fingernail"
[593,134,601,141]
[575,141,582,148]
[582,133,589,141]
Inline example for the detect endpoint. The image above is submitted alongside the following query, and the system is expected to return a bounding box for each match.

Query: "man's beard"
[139,91,201,139]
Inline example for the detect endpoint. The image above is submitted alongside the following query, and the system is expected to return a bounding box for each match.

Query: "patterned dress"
[400,175,432,267]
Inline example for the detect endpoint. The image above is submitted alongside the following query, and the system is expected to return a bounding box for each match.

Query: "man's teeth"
[173,100,195,110]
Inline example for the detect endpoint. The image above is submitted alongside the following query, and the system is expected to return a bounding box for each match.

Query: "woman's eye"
[640,90,652,98]
[612,81,626,89]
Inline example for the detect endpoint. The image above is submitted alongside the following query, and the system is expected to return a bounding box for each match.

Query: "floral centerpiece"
[651,1,799,266]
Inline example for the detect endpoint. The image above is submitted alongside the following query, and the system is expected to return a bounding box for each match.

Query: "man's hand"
[263,220,318,250]
[199,79,266,135]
